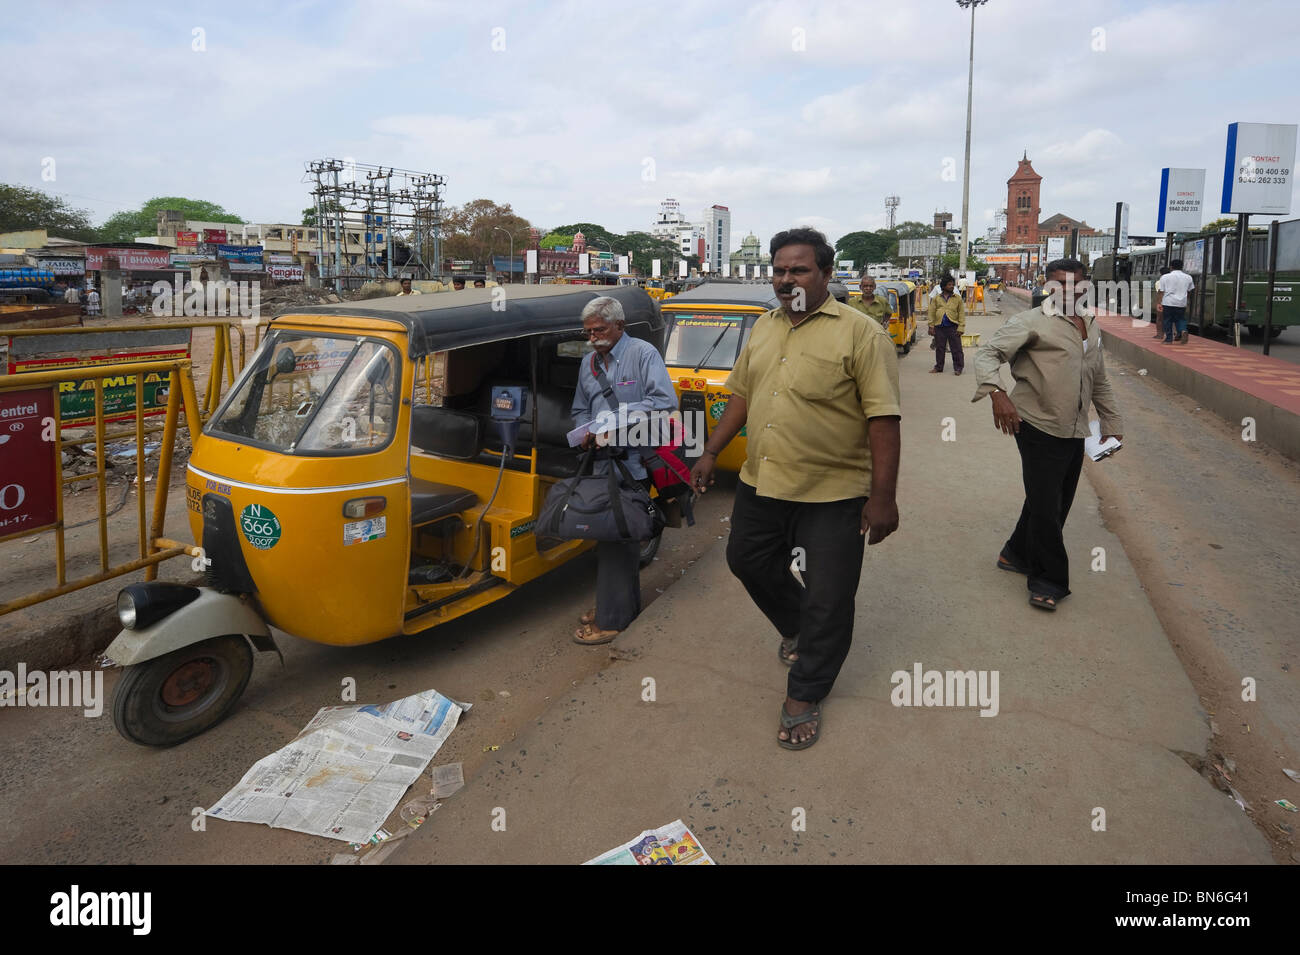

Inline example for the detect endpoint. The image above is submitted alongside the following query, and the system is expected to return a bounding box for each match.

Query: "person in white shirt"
[1152,266,1170,340]
[64,285,80,305]
[85,288,101,316]
[1160,258,1195,344]
[396,278,421,296]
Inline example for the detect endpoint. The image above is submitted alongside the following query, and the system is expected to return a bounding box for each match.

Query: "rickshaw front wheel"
[112,635,254,747]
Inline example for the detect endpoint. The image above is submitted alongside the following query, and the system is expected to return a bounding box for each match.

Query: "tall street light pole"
[957,0,987,277]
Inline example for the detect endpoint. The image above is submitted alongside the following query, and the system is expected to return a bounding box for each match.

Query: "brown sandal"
[573,623,620,645]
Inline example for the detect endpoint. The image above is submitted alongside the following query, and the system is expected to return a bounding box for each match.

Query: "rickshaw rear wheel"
[112,635,254,747]
[639,532,662,568]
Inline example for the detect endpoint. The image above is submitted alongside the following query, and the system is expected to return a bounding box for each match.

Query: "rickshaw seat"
[410,479,478,526]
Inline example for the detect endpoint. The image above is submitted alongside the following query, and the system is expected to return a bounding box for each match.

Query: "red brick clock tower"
[1006,152,1042,246]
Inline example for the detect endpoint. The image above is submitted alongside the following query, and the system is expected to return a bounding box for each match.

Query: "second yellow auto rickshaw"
[660,282,778,474]
[106,284,667,746]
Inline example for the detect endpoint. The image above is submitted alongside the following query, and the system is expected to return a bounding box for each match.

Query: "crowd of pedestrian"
[548,227,1123,754]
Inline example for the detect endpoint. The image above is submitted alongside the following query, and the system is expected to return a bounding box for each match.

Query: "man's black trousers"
[1003,420,1085,599]
[726,480,867,702]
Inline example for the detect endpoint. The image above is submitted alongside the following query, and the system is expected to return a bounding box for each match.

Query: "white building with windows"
[702,204,730,274]
[650,198,706,262]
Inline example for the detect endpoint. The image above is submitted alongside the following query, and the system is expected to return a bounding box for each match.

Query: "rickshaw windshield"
[664,313,745,370]
[209,331,399,454]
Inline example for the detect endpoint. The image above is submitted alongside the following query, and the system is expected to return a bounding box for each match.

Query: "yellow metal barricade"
[0,359,203,616]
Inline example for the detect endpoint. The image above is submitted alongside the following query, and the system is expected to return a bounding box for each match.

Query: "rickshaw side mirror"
[411,406,482,460]
[275,348,297,376]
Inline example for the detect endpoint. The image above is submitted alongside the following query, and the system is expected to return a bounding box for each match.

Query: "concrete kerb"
[1099,332,1300,462]
[0,565,204,673]
[0,481,200,672]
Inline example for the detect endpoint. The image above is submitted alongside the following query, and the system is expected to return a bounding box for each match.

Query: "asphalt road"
[0,478,736,864]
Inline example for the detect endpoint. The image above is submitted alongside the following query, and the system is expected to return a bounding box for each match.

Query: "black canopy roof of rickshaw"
[662,282,779,309]
[280,284,662,357]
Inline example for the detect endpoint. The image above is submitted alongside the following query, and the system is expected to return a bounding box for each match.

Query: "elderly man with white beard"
[569,296,677,645]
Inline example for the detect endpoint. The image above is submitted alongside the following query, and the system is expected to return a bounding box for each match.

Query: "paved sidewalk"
[414,323,1272,864]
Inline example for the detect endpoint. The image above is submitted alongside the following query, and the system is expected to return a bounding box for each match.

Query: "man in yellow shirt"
[690,228,901,751]
[396,278,420,296]
[927,274,965,375]
[851,273,891,330]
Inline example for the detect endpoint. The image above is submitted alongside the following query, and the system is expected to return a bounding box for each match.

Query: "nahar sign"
[1158,168,1205,232]
[1221,122,1298,215]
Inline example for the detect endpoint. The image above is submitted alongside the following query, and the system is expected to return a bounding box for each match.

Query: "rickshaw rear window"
[664,313,745,370]
[209,332,399,454]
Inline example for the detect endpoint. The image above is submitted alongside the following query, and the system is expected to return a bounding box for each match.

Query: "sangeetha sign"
[1221,122,1298,215]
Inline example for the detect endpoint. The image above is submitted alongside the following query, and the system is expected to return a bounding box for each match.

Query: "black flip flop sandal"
[1028,592,1058,612]
[778,700,823,751]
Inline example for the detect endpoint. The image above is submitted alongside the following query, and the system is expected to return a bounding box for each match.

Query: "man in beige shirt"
[690,227,901,750]
[972,258,1124,611]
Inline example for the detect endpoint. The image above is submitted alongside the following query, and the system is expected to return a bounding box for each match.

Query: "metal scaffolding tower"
[304,159,446,292]
[885,195,900,230]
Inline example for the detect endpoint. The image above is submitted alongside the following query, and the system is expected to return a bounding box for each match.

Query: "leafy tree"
[939,250,987,274]
[1201,216,1237,233]
[0,183,97,241]
[301,200,346,226]
[544,222,680,274]
[98,196,245,243]
[539,232,573,249]
[441,199,531,267]
[835,230,895,268]
[893,220,937,239]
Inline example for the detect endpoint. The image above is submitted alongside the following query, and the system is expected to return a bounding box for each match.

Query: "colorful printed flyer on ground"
[584,819,714,865]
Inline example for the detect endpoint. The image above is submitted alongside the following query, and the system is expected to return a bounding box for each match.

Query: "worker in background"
[851,272,891,330]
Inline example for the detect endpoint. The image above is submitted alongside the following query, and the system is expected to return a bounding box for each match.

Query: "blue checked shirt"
[570,332,677,480]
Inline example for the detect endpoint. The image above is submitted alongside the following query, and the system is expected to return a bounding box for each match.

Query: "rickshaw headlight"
[116,591,138,629]
[116,583,202,631]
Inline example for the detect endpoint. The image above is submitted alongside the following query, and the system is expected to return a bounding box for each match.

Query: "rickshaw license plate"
[343,516,386,545]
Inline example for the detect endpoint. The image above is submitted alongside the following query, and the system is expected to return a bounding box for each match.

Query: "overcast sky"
[4,0,1298,249]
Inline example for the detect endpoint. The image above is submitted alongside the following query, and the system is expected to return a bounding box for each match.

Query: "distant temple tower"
[1006,151,1042,245]
[572,230,586,253]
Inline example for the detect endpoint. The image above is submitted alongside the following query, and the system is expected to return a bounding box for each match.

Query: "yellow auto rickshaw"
[874,280,919,355]
[106,285,668,745]
[659,282,778,474]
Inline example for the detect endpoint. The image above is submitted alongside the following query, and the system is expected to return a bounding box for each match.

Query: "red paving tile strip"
[1090,309,1300,417]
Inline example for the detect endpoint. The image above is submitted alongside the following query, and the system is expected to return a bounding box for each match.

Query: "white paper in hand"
[1085,419,1121,461]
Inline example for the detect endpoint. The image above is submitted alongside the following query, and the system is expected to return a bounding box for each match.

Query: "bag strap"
[606,462,631,539]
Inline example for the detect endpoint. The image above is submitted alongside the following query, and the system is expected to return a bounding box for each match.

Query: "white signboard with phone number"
[1221,122,1298,215]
